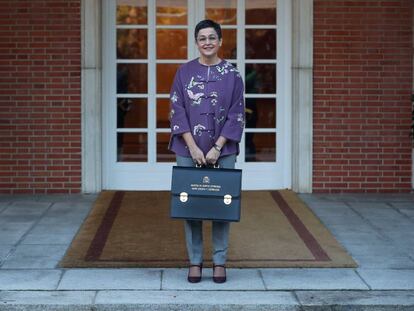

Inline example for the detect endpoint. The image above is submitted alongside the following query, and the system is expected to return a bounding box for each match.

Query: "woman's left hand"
[205,148,220,165]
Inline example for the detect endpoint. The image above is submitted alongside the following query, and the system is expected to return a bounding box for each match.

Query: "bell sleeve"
[169,69,191,136]
[220,74,245,142]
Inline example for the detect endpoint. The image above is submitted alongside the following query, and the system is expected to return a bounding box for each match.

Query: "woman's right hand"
[189,145,206,165]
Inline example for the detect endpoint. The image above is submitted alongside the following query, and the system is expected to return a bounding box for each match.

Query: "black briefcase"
[170,165,242,222]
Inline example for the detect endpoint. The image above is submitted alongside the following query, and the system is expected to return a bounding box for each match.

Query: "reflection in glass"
[156,29,187,59]
[218,29,236,60]
[157,98,170,128]
[246,29,276,59]
[245,98,276,129]
[117,133,147,162]
[245,64,276,94]
[117,99,147,128]
[157,63,180,93]
[117,64,148,94]
[117,0,147,25]
[246,0,276,25]
[157,133,175,162]
[117,29,147,59]
[245,133,276,162]
[156,0,187,25]
[206,0,237,25]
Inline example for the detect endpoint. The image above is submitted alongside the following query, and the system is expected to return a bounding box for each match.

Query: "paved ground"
[0,192,413,310]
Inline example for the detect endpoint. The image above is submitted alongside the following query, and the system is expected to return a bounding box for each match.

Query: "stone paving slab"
[58,268,161,290]
[260,268,368,290]
[162,268,265,290]
[397,209,414,218]
[38,202,91,224]
[354,255,414,269]
[0,270,62,290]
[358,269,414,290]
[20,223,82,245]
[0,246,13,263]
[0,290,95,305]
[1,290,413,311]
[35,194,98,203]
[95,290,299,310]
[296,290,414,306]
[390,202,414,209]
[1,244,68,269]
[327,231,385,243]
[2,202,51,216]
[348,202,392,209]
[300,193,414,203]
[0,194,97,203]
[0,215,41,224]
[0,203,9,213]
[0,223,34,245]
[303,201,351,209]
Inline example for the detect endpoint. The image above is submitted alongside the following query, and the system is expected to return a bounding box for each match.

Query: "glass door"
[103,0,291,190]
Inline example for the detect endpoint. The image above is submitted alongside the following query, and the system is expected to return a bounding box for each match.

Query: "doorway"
[102,0,292,190]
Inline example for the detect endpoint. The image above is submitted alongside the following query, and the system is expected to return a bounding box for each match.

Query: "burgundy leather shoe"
[213,265,226,283]
[187,264,202,283]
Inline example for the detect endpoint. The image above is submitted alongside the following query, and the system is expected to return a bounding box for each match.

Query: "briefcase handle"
[196,163,220,169]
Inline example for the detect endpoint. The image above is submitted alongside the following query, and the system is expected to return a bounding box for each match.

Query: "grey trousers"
[176,154,236,265]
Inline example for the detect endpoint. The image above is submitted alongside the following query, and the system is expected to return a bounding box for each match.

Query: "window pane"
[218,28,237,60]
[245,133,276,162]
[117,133,147,162]
[205,0,237,25]
[117,64,148,94]
[245,64,276,94]
[157,98,170,128]
[156,29,187,59]
[246,0,276,25]
[117,99,147,128]
[157,63,180,93]
[245,98,276,129]
[117,29,147,59]
[157,133,175,162]
[117,0,147,25]
[156,0,187,25]
[246,29,276,59]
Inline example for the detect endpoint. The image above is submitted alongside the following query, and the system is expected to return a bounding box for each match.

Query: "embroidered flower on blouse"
[187,89,204,106]
[193,124,206,136]
[215,116,225,125]
[169,109,175,120]
[237,113,245,127]
[216,62,238,76]
[187,77,204,90]
[170,92,178,103]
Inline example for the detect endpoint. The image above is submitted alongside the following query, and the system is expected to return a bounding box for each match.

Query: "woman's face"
[196,27,222,59]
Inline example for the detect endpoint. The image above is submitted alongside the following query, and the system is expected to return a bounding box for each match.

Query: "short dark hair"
[194,19,222,41]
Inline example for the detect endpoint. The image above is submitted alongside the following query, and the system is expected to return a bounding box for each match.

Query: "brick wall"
[0,0,81,194]
[313,0,413,193]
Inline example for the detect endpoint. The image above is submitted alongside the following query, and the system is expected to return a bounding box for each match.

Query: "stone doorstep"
[0,290,414,311]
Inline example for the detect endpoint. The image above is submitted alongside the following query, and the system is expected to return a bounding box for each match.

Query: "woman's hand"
[189,145,206,165]
[206,147,221,165]
[182,132,206,165]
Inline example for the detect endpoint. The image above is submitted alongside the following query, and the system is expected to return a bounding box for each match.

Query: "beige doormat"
[59,190,357,268]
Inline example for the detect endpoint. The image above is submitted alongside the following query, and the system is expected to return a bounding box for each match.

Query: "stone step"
[1,290,414,311]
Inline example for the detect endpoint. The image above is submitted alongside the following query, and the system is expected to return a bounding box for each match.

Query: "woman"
[169,19,245,283]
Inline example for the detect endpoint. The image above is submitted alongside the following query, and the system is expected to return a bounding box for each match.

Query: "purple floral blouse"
[169,58,245,157]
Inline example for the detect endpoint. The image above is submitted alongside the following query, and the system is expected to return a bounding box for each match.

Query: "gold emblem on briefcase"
[179,192,188,202]
[224,194,232,205]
